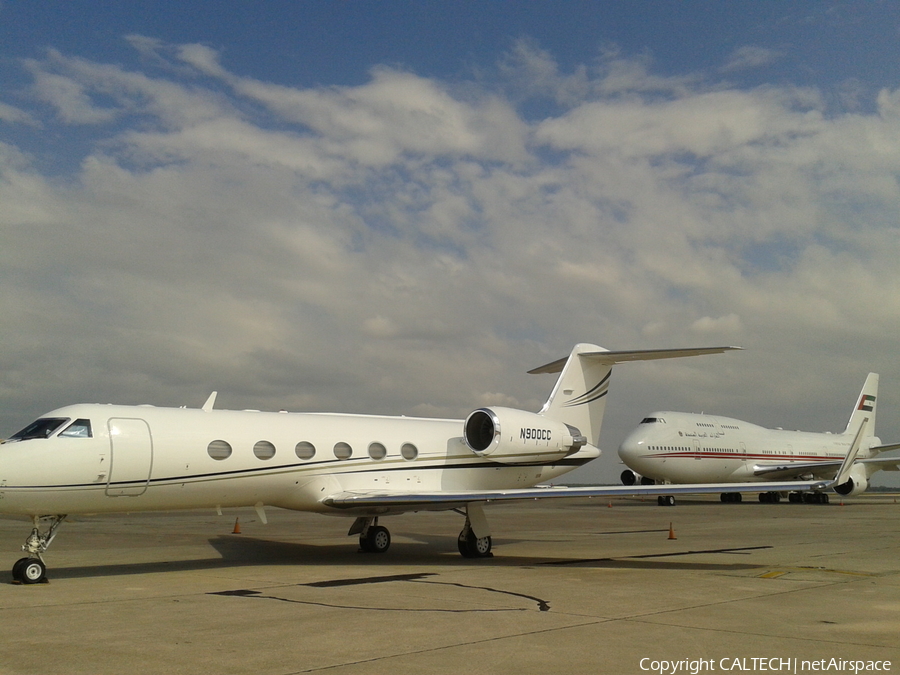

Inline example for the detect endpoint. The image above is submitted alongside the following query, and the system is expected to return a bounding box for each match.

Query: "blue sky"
[5,2,899,92]
[2,1,900,484]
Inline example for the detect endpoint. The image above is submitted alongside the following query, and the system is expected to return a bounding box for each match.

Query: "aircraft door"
[106,418,153,496]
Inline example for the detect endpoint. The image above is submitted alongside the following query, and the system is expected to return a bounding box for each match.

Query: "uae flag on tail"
[858,394,876,412]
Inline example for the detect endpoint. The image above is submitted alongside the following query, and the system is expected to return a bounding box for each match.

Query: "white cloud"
[2,39,900,487]
[691,314,743,335]
[0,101,38,125]
[720,46,782,73]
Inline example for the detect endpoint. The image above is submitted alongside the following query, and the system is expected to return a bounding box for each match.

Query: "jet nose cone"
[617,431,644,462]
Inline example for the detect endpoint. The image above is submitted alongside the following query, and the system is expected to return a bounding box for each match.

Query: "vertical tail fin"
[529,344,740,446]
[530,344,613,447]
[843,373,878,437]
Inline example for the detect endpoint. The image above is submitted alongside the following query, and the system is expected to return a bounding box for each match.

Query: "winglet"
[831,418,867,487]
[202,391,218,412]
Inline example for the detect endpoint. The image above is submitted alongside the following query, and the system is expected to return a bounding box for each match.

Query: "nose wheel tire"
[12,557,46,584]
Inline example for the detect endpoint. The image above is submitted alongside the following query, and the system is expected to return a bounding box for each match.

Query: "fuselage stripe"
[0,455,594,491]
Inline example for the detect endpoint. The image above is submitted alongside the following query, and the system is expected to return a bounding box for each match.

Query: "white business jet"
[0,343,859,584]
[618,373,900,505]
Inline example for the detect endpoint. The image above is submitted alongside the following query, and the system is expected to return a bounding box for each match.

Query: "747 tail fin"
[843,373,878,438]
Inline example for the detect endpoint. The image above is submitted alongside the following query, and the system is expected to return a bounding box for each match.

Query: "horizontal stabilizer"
[528,346,741,375]
[870,442,900,455]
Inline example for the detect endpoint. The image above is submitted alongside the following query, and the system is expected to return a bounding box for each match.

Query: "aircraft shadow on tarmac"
[45,534,770,580]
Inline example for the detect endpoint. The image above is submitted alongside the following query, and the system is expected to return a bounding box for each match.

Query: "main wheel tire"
[458,530,492,558]
[361,525,390,553]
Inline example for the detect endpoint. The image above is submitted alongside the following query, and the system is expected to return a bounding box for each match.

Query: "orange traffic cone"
[668,522,677,540]
[232,517,241,534]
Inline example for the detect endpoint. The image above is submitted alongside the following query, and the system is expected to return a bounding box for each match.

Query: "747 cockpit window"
[59,419,92,438]
[8,418,70,441]
[640,417,664,424]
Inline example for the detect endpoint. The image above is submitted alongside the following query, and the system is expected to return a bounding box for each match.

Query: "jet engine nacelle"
[834,463,869,496]
[620,469,657,486]
[464,407,587,464]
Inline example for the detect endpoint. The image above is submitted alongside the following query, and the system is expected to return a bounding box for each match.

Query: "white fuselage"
[0,403,600,517]
[618,412,866,484]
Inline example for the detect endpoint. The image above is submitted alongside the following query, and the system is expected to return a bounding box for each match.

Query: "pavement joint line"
[621,612,896,651]
[241,569,895,673]
[274,579,894,675]
[278,616,619,674]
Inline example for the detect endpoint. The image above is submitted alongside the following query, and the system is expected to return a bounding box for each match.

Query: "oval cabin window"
[368,442,387,460]
[208,440,232,460]
[253,440,276,460]
[295,441,316,460]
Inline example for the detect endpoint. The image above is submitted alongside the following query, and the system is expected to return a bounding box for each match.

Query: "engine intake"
[464,407,587,465]
[621,469,638,486]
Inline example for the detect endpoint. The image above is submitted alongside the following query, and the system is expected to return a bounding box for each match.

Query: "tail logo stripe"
[563,388,608,408]
[563,372,611,408]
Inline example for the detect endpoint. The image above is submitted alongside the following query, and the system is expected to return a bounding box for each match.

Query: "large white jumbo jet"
[0,343,860,584]
[618,373,900,505]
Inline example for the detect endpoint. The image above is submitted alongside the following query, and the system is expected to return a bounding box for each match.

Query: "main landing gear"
[717,491,831,504]
[11,515,66,585]
[789,491,830,504]
[350,517,392,553]
[349,504,493,559]
[457,521,492,558]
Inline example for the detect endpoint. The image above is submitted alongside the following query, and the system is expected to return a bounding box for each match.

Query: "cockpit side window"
[640,417,663,424]
[8,418,70,441]
[59,419,93,438]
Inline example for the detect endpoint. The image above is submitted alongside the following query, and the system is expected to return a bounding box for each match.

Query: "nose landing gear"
[11,515,66,585]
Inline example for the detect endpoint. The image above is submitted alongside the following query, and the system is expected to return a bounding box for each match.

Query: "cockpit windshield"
[60,419,92,438]
[8,418,70,441]
[640,417,664,424]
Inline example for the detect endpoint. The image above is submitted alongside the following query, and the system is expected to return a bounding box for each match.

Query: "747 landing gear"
[11,515,66,585]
